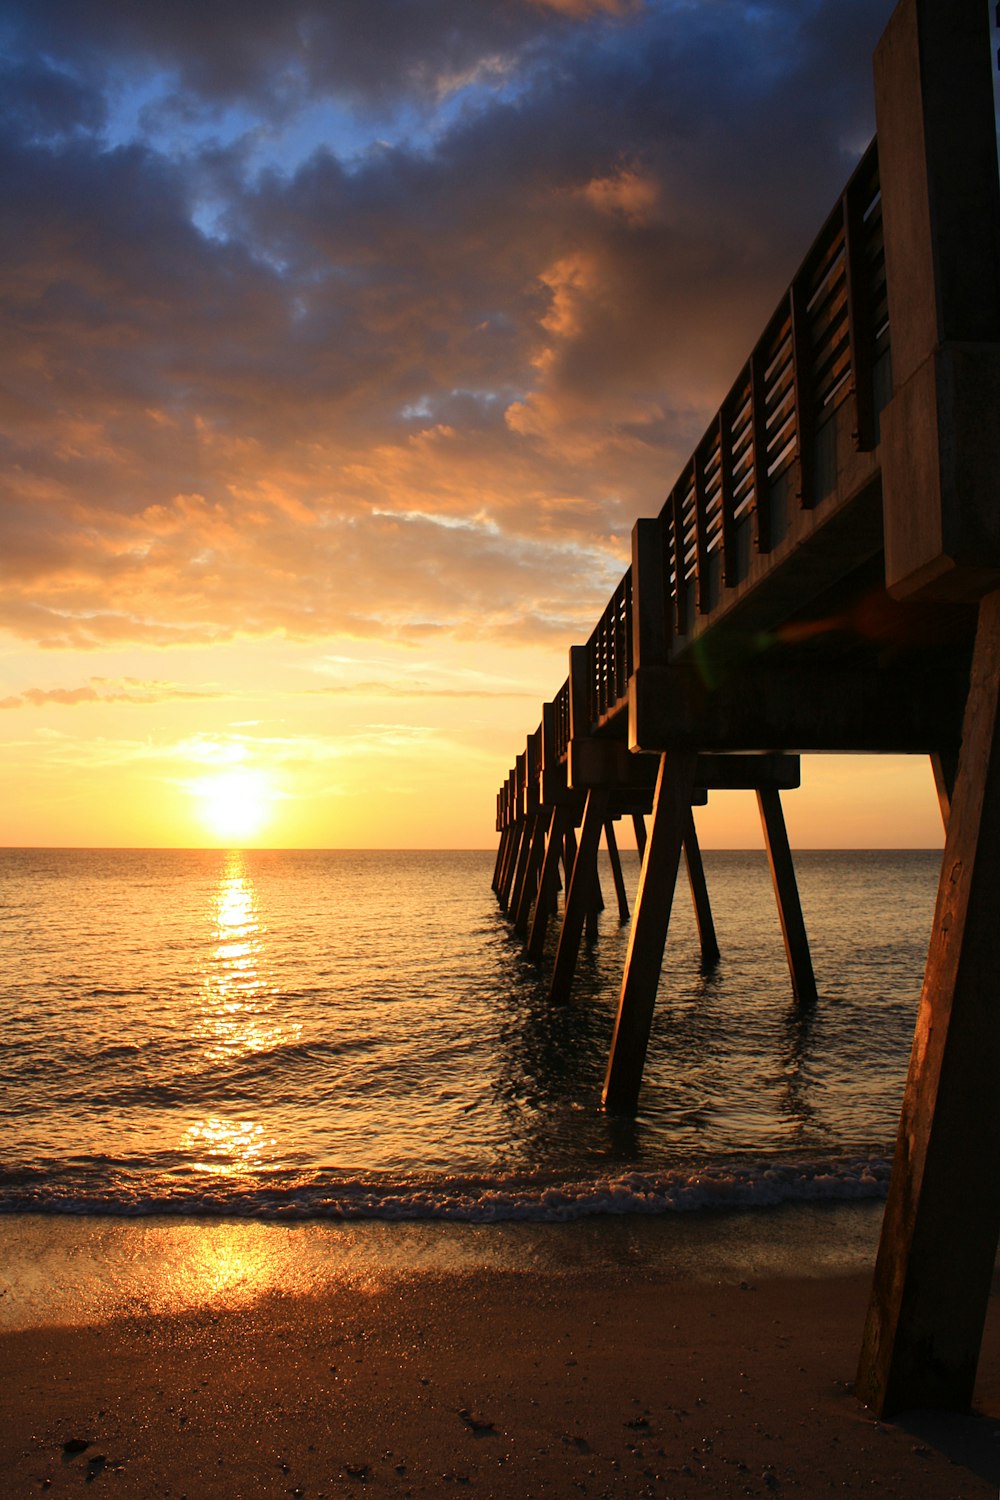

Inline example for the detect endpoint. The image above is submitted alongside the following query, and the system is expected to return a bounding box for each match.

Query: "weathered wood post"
[929,749,957,829]
[549,645,608,1002]
[857,0,1000,1415]
[527,803,564,960]
[550,785,609,1002]
[602,752,698,1112]
[512,729,545,935]
[509,734,541,924]
[499,752,527,912]
[682,811,719,969]
[632,813,647,857]
[856,590,1000,1414]
[495,772,517,901]
[604,818,630,924]
[756,785,817,1005]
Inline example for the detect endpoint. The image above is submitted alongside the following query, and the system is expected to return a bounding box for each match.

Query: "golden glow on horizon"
[194,767,273,843]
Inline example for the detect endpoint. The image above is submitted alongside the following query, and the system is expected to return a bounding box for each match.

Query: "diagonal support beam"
[683,811,720,969]
[757,785,817,1005]
[514,808,548,937]
[602,753,698,1112]
[527,804,564,961]
[604,819,630,924]
[856,588,1000,1415]
[549,787,609,1004]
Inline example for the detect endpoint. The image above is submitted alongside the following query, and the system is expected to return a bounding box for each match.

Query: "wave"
[0,1156,891,1222]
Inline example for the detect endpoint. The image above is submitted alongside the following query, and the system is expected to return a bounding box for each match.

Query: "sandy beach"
[2,1213,998,1498]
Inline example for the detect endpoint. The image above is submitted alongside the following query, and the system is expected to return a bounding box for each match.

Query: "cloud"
[0,0,897,654]
[0,677,224,709]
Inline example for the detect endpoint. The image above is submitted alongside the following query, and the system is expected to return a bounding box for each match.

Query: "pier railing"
[534,140,890,764]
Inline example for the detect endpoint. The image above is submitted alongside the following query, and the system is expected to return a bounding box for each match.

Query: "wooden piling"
[930,749,958,829]
[492,822,510,896]
[527,804,564,960]
[549,787,610,1004]
[632,813,647,858]
[856,588,1000,1416]
[602,753,698,1112]
[499,818,525,912]
[682,812,720,968]
[604,819,630,924]
[756,785,817,1005]
[514,808,547,937]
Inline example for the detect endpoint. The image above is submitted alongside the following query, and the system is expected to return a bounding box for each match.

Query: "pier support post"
[527,805,564,960]
[514,808,547,937]
[757,785,817,1005]
[602,753,698,1112]
[500,819,525,912]
[683,812,720,969]
[492,823,510,897]
[856,589,1000,1416]
[604,819,630,924]
[632,813,647,858]
[508,822,534,923]
[930,749,958,829]
[549,787,609,1003]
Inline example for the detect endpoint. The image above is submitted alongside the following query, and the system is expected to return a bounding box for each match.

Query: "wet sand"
[2,1215,998,1497]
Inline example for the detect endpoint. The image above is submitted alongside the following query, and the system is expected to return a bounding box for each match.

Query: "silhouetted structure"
[492,0,999,1421]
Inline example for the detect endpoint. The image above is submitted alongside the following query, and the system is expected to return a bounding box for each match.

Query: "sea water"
[0,847,939,1223]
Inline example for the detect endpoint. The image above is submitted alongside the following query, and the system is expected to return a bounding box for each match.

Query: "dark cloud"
[0,0,897,651]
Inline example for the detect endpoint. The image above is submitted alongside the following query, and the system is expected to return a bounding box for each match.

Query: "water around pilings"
[0,848,937,1227]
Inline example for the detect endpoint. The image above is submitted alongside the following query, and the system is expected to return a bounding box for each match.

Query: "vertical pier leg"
[496,825,512,903]
[856,590,1000,1416]
[632,813,647,858]
[500,821,525,912]
[602,754,698,1112]
[492,828,508,894]
[757,785,817,1005]
[930,749,958,829]
[683,812,720,968]
[514,809,547,937]
[550,787,610,1003]
[527,805,564,960]
[508,812,536,922]
[604,819,630,924]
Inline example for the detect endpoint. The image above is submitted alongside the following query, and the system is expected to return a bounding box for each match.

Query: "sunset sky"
[1,0,955,849]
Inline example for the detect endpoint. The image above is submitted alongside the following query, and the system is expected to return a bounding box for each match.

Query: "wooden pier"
[492,0,1000,1420]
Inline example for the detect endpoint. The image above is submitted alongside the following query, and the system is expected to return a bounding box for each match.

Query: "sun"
[195,769,272,843]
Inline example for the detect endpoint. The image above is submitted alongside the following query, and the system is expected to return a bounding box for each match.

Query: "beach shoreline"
[2,1210,998,1497]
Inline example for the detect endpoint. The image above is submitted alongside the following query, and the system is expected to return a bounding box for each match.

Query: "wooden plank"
[844,181,877,453]
[604,818,630,925]
[630,653,969,756]
[683,811,720,969]
[749,349,771,554]
[790,279,814,507]
[549,787,610,1004]
[856,587,1000,1415]
[602,753,698,1112]
[757,785,817,1005]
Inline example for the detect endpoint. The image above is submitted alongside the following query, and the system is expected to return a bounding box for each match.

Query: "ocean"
[0,846,938,1228]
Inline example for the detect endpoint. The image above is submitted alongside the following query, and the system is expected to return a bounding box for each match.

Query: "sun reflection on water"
[181,852,299,1179]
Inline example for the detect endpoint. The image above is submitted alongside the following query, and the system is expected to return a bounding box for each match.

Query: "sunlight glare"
[195,768,272,842]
